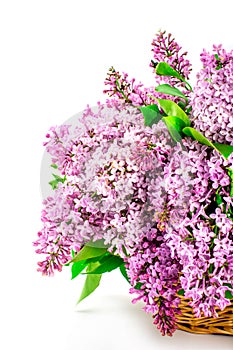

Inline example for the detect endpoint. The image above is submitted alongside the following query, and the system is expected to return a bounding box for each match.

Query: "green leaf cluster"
[67,243,128,304]
[49,173,66,190]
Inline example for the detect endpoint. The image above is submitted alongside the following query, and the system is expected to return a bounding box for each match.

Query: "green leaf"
[134,282,143,290]
[225,290,233,300]
[227,168,233,197]
[50,163,58,169]
[52,174,66,182]
[63,249,76,265]
[85,255,124,274]
[48,173,66,189]
[157,99,190,126]
[213,143,233,159]
[77,263,102,304]
[183,127,233,159]
[162,116,186,143]
[224,283,232,288]
[183,127,215,147]
[72,245,107,263]
[71,260,88,279]
[146,104,160,112]
[119,263,130,284]
[139,104,163,127]
[214,54,223,70]
[87,239,107,248]
[48,179,59,190]
[178,100,187,110]
[216,193,223,206]
[185,106,192,114]
[155,84,188,101]
[177,289,185,296]
[155,62,193,91]
[155,62,183,80]
[208,263,214,274]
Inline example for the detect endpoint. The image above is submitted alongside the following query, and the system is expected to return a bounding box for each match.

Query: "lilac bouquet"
[34,31,233,336]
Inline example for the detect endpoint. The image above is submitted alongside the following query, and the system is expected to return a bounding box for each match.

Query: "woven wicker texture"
[176,296,233,335]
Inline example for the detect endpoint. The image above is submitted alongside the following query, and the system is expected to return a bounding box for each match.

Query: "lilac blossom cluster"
[191,45,233,144]
[127,226,182,336]
[34,102,191,276]
[33,184,81,276]
[103,67,158,107]
[104,31,192,106]
[102,33,233,335]
[150,30,192,82]
[165,141,233,317]
[34,30,233,336]
[125,140,233,335]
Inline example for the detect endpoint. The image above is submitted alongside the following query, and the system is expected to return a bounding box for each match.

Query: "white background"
[1,1,233,349]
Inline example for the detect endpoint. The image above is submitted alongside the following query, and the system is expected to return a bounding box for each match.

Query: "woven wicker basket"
[176,296,233,335]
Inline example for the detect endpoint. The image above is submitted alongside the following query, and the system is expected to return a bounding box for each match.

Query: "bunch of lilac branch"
[103,30,233,334]
[34,30,233,336]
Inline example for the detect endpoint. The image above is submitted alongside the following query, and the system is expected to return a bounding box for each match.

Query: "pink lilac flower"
[35,102,193,275]
[150,30,192,83]
[127,138,233,333]
[104,31,192,107]
[103,38,233,333]
[127,226,182,336]
[33,183,82,276]
[165,140,233,318]
[191,45,233,145]
[103,67,158,106]
[35,30,233,336]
